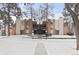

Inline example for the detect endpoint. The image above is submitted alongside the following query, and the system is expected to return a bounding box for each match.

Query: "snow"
[0,35,79,55]
[34,42,48,55]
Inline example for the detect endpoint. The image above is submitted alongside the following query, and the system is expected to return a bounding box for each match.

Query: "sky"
[12,3,64,22]
[23,3,64,19]
[33,3,64,19]
[53,3,64,13]
[53,3,64,19]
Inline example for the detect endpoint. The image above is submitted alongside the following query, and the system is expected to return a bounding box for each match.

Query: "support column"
[0,29,1,36]
[53,20,55,34]
[59,18,63,35]
[16,17,21,35]
[6,24,8,36]
[55,20,59,35]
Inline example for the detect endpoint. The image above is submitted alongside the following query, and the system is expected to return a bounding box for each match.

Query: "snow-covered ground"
[0,35,79,55]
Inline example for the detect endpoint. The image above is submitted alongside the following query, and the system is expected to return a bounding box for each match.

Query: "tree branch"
[65,3,79,34]
[65,3,79,25]
[75,3,79,14]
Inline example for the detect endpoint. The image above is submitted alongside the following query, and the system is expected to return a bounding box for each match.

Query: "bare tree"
[23,3,35,20]
[62,8,74,35]
[65,3,79,50]
[0,3,21,36]
[39,3,54,21]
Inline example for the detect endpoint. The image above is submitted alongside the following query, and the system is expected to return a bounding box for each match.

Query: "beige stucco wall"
[46,21,55,34]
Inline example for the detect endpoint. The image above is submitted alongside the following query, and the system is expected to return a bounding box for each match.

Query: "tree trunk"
[30,4,32,20]
[4,23,6,35]
[8,22,10,36]
[7,4,10,36]
[65,3,79,50]
[74,25,79,50]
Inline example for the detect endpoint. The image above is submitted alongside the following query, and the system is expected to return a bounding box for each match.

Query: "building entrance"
[33,23,46,35]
